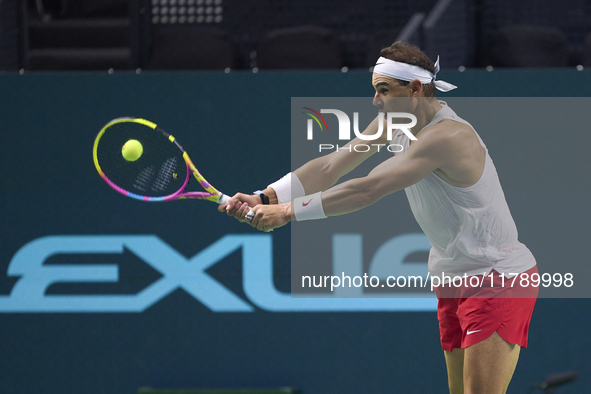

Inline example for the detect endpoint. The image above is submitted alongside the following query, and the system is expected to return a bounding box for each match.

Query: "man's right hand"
[218,193,261,222]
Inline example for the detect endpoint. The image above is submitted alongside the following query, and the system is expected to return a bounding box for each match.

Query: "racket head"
[93,117,219,202]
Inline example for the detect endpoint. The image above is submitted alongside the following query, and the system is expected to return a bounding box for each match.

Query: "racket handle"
[217,193,231,205]
[245,208,255,221]
[218,193,255,222]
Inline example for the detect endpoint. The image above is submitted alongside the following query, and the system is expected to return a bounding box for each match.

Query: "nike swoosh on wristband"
[466,329,482,335]
[302,199,313,206]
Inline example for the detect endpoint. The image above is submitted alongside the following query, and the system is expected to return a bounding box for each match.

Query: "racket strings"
[151,157,178,192]
[97,121,188,197]
[133,165,155,192]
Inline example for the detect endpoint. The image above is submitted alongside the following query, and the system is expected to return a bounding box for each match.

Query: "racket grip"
[246,208,255,221]
[217,193,231,205]
[218,193,255,222]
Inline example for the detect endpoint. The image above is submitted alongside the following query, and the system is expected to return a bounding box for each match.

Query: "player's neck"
[411,99,442,136]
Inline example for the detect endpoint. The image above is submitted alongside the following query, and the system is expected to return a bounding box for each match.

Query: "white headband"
[373,56,457,92]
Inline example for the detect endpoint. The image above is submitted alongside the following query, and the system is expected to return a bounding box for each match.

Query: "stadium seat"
[26,17,131,70]
[27,47,130,70]
[257,26,344,69]
[147,25,235,70]
[28,17,130,49]
[31,0,129,19]
[25,0,132,71]
[488,25,569,67]
[69,0,129,18]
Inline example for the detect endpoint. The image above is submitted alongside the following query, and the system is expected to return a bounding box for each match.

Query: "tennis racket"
[93,117,254,220]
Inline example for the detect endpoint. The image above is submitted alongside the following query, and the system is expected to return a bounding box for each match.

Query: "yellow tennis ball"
[122,139,143,161]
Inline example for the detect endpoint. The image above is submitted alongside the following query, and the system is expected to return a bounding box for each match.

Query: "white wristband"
[267,172,305,204]
[293,192,327,221]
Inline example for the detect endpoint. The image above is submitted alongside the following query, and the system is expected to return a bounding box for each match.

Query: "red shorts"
[434,265,538,352]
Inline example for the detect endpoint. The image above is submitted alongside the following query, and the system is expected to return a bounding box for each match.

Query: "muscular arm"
[321,147,438,215]
[255,115,387,204]
[278,115,389,196]
[247,124,462,231]
[222,116,386,215]
[322,122,483,217]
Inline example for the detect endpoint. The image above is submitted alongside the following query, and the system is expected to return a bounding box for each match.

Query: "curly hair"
[379,41,437,97]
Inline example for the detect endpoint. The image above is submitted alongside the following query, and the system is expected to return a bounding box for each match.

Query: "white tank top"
[390,102,536,279]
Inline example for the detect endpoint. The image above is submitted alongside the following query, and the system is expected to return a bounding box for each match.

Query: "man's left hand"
[249,203,292,232]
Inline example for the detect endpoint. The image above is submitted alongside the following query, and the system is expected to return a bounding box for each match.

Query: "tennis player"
[220,41,537,394]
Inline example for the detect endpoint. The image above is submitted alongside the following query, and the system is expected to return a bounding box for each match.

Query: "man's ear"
[409,79,423,96]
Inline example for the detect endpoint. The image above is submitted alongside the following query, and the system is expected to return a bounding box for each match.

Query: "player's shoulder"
[420,118,473,140]
[413,119,475,156]
[419,118,476,147]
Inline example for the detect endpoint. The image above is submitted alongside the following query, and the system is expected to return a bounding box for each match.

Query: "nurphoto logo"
[304,108,417,152]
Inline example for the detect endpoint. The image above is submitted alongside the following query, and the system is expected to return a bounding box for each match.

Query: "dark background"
[3,0,591,71]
